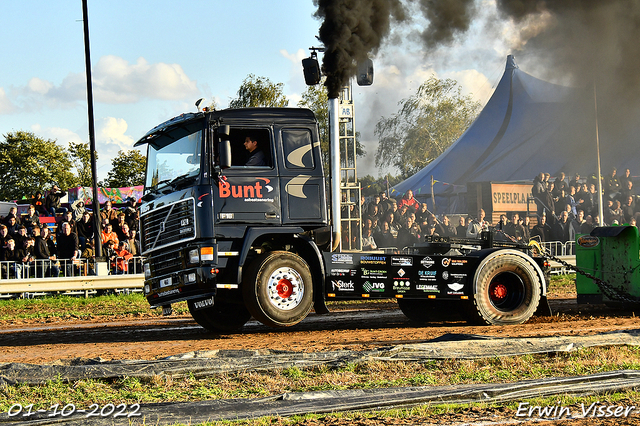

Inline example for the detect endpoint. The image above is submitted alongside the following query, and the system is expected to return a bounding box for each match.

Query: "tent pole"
[594,83,604,225]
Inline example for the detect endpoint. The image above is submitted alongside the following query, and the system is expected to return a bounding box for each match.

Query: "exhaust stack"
[329,97,341,251]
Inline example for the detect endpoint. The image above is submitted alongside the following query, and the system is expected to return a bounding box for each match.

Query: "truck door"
[278,127,327,224]
[215,127,281,225]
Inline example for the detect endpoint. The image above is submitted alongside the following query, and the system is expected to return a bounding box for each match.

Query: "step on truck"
[136,107,551,332]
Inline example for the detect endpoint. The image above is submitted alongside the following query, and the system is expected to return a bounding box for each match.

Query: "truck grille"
[140,198,196,253]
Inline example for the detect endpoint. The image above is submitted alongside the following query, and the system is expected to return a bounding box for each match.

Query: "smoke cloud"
[314,0,640,170]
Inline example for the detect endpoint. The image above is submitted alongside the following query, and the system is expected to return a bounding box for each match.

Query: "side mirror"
[357,58,374,86]
[218,124,230,139]
[219,140,231,169]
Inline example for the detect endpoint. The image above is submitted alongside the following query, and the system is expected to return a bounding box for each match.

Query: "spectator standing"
[1,239,22,278]
[504,213,525,241]
[71,199,87,222]
[23,205,41,232]
[466,209,490,238]
[531,215,552,242]
[45,185,67,217]
[621,195,636,224]
[57,222,79,276]
[33,226,58,278]
[76,211,94,249]
[456,216,467,238]
[362,227,377,251]
[101,223,119,247]
[397,189,420,212]
[100,200,119,227]
[605,167,620,198]
[31,191,47,215]
[552,211,571,243]
[124,197,140,232]
[619,169,632,192]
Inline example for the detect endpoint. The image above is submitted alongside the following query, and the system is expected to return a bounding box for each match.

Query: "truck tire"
[398,299,467,323]
[188,300,251,333]
[469,253,541,325]
[242,251,314,327]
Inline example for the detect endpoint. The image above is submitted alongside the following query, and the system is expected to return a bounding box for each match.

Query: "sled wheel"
[470,253,541,325]
[242,251,314,327]
[188,299,251,333]
[398,299,467,323]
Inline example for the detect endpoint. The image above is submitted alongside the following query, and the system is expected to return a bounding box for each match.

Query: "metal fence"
[0,256,145,280]
[539,240,576,274]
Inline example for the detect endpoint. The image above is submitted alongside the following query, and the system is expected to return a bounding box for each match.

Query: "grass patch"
[0,293,189,322]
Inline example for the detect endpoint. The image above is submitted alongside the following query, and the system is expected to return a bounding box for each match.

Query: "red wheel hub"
[276,279,293,298]
[490,282,508,300]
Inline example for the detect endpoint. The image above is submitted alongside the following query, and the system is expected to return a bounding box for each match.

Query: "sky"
[0,0,540,183]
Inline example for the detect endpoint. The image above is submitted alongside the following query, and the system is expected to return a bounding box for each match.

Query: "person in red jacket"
[397,189,420,212]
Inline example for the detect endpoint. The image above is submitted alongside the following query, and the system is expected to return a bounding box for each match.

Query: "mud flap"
[534,295,552,317]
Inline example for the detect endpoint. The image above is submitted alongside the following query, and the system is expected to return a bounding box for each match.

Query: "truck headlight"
[188,249,200,264]
[144,263,150,278]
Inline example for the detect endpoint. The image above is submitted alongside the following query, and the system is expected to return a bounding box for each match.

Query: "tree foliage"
[229,74,289,108]
[0,131,77,200]
[102,150,146,188]
[375,76,481,178]
[359,173,404,197]
[68,141,94,188]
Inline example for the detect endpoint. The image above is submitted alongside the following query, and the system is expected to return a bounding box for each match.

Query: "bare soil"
[1,298,639,365]
[2,295,640,425]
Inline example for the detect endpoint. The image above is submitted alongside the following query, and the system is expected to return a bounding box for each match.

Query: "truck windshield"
[145,125,203,190]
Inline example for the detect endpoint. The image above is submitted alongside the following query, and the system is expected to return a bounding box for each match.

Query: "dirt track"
[1,298,639,364]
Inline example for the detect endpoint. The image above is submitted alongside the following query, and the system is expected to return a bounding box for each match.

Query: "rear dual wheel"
[469,252,541,325]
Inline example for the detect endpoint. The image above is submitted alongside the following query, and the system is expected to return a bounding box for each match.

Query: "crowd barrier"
[0,256,145,298]
[539,240,576,274]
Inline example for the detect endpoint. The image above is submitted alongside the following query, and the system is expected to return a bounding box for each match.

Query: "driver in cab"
[244,136,266,166]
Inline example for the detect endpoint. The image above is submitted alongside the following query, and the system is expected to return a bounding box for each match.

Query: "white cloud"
[0,87,16,114]
[443,69,494,105]
[93,56,199,103]
[97,117,135,152]
[27,78,53,95]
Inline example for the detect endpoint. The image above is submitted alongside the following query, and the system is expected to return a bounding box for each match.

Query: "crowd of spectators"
[0,185,141,279]
[351,168,637,251]
[530,168,639,243]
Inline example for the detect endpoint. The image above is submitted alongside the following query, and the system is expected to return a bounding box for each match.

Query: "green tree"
[375,76,481,178]
[68,141,94,188]
[102,150,146,188]
[229,74,289,108]
[0,131,77,200]
[359,173,404,197]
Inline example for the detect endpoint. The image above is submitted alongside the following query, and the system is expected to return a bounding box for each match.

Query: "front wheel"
[242,251,314,327]
[469,252,541,325]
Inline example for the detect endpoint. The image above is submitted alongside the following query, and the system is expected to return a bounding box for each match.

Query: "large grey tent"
[390,55,631,213]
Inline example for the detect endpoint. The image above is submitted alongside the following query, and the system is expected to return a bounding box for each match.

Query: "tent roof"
[391,55,606,199]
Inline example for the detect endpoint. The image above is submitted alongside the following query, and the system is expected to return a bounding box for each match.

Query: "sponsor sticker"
[391,256,413,266]
[421,256,435,268]
[331,280,355,292]
[418,270,437,282]
[331,268,357,277]
[442,258,451,267]
[447,282,465,295]
[363,281,385,293]
[361,268,388,279]
[577,235,600,248]
[450,259,468,266]
[392,280,411,293]
[332,254,353,264]
[360,255,387,265]
[416,284,439,293]
[397,268,406,278]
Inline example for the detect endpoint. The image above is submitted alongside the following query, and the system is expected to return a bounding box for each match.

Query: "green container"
[575,226,640,304]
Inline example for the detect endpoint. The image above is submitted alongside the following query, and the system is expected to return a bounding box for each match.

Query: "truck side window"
[229,128,272,168]
[283,129,314,169]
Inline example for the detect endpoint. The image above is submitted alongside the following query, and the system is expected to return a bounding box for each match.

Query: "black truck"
[136,107,550,332]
